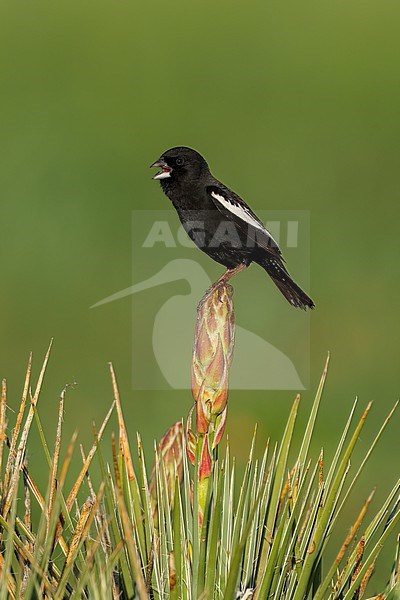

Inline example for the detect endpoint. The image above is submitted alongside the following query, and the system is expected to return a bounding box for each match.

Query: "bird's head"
[150,147,209,186]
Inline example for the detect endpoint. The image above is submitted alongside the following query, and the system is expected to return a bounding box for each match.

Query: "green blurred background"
[1,0,399,586]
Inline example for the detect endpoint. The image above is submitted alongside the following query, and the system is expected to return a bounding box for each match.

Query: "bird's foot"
[199,263,248,307]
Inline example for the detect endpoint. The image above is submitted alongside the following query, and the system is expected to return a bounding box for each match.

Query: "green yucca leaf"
[343,503,400,600]
[331,400,399,537]
[253,444,275,582]
[204,461,224,598]
[154,447,170,598]
[242,460,260,587]
[55,493,98,599]
[386,586,400,600]
[70,511,116,599]
[197,459,214,597]
[314,403,399,599]
[218,441,233,596]
[293,402,373,600]
[0,378,10,499]
[0,493,18,600]
[267,395,300,536]
[137,432,154,551]
[223,463,272,600]
[256,500,290,599]
[111,362,149,569]
[231,427,258,564]
[171,476,183,600]
[95,426,135,598]
[332,484,400,599]
[324,398,358,496]
[192,437,202,599]
[255,395,300,598]
[297,354,329,481]
[274,469,312,597]
[129,471,148,566]
[117,483,148,600]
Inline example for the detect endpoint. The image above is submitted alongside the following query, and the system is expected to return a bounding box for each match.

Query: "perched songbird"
[150,147,315,309]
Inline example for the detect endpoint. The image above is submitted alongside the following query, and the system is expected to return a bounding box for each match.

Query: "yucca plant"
[0,284,399,599]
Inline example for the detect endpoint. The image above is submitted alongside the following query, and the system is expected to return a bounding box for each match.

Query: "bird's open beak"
[150,158,172,180]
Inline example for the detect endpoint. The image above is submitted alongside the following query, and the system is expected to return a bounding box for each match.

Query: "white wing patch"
[210,190,265,231]
[210,190,278,248]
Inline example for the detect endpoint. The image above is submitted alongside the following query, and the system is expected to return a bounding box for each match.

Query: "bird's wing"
[207,184,283,260]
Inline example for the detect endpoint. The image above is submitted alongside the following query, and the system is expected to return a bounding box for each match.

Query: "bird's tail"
[261,257,315,310]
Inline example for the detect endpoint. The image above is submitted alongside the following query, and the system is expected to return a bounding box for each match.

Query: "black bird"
[150,146,314,310]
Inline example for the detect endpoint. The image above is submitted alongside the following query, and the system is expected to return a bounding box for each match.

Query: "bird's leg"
[203,262,248,300]
[219,262,248,284]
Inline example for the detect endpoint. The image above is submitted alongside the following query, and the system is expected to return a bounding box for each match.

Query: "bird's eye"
[176,157,185,166]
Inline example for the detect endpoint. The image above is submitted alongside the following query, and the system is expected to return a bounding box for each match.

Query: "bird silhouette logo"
[92,258,305,390]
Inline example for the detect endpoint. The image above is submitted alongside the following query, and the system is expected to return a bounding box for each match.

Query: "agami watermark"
[92,210,311,391]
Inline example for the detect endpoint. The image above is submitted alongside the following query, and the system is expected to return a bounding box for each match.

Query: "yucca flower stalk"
[188,283,235,533]
[191,283,235,441]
